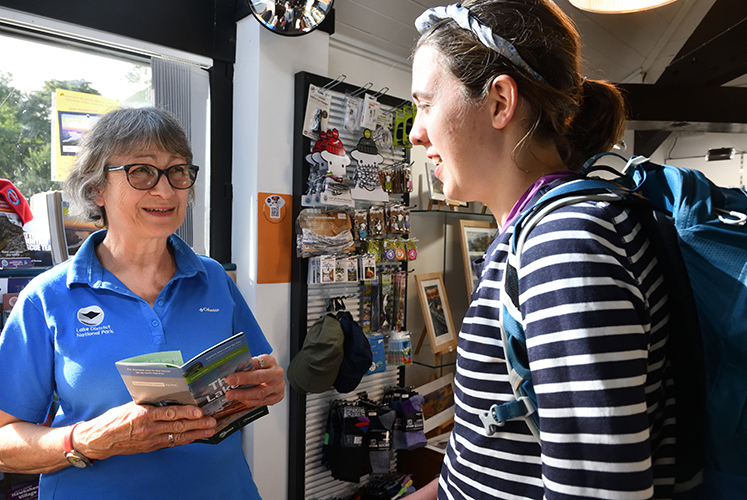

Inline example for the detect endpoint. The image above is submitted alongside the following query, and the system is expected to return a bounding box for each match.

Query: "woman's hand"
[224,354,285,408]
[76,402,217,460]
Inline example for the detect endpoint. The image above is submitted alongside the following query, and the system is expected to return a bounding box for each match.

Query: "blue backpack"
[478,153,747,497]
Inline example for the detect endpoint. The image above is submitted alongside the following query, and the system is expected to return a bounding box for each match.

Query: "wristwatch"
[64,423,94,468]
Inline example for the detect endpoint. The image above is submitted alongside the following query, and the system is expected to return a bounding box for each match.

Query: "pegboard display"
[289,71,416,499]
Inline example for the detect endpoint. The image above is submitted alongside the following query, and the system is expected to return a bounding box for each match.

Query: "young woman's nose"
[409,113,428,146]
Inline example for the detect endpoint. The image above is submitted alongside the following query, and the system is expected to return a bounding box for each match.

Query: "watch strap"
[64,423,94,465]
[63,423,78,454]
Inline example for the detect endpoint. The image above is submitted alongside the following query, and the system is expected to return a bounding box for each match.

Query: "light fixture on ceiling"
[706,147,736,162]
[568,0,677,14]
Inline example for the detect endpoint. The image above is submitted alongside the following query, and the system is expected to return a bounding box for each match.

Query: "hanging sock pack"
[383,387,426,451]
[322,400,372,483]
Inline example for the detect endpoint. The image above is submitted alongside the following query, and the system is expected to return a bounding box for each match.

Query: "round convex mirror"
[247,0,334,36]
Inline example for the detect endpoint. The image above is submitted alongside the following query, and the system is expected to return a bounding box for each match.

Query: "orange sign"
[257,193,293,284]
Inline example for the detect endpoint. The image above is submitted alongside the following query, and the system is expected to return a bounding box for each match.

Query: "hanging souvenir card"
[350,129,389,202]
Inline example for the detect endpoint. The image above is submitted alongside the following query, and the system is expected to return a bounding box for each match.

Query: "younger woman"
[408,1,697,498]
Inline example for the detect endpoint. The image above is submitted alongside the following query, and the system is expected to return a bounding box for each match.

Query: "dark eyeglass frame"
[105,163,199,190]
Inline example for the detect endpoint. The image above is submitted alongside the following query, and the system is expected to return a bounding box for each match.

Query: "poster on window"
[51,89,120,181]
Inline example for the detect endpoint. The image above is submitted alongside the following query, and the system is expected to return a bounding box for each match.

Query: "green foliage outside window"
[0,74,100,198]
[0,66,151,200]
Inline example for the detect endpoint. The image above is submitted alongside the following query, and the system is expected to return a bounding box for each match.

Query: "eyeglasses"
[105,163,199,190]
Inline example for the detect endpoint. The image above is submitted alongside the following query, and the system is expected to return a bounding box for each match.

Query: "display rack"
[289,71,415,500]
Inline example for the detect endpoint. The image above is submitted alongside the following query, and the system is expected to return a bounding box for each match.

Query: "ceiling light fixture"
[568,0,677,14]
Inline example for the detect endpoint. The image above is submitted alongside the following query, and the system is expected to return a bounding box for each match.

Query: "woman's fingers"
[76,402,217,459]
[224,354,286,407]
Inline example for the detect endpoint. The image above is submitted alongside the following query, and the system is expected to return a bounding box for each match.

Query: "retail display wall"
[289,71,417,499]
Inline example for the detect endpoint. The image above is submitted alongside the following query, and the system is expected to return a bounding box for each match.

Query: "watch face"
[66,451,91,468]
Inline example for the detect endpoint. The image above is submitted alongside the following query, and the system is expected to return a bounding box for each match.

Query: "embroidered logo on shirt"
[199,307,219,313]
[77,306,104,326]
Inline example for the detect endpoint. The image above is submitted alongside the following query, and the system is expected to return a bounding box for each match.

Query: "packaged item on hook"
[359,253,376,281]
[394,240,407,262]
[353,209,368,241]
[367,332,386,373]
[366,239,382,263]
[307,256,319,284]
[320,255,336,283]
[380,273,393,330]
[346,257,359,282]
[373,122,393,151]
[296,209,355,258]
[392,271,407,331]
[368,205,385,238]
[386,331,412,366]
[383,239,397,262]
[302,84,330,139]
[405,238,418,261]
[359,93,379,130]
[321,400,372,482]
[335,258,347,282]
[343,95,362,132]
[361,279,373,332]
[393,105,416,148]
[383,387,426,450]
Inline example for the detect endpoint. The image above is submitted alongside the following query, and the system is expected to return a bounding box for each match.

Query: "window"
[0,14,210,254]
[0,30,151,196]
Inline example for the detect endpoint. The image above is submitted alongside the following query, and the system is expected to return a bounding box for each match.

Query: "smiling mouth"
[145,208,173,213]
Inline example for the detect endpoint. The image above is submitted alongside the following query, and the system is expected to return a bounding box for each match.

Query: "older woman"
[0,107,284,499]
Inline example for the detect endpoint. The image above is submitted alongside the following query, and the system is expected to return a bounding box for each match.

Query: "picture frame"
[415,272,458,355]
[415,372,455,434]
[425,163,467,207]
[424,432,450,455]
[426,162,447,202]
[459,220,497,298]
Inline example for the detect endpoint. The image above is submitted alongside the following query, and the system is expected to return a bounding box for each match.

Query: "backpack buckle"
[479,397,536,436]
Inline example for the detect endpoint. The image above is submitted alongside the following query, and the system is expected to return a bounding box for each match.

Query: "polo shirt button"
[157,300,164,307]
[151,319,159,327]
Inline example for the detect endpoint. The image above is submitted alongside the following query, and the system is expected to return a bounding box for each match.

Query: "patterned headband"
[415,3,546,83]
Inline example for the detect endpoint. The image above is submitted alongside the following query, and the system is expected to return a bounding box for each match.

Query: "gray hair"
[62,106,194,226]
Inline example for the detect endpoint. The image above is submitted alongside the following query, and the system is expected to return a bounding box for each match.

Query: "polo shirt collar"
[67,229,207,288]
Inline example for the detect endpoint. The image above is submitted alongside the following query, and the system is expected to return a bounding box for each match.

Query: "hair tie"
[415,3,546,83]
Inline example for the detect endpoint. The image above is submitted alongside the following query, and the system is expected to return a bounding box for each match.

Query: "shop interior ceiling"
[333,0,747,155]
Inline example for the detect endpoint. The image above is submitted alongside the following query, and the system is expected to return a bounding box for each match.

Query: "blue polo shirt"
[0,230,272,499]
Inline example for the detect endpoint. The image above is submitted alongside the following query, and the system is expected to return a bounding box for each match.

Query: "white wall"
[232,18,329,499]
[650,131,746,188]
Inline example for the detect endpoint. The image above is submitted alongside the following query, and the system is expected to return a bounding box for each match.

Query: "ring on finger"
[168,433,175,445]
[254,356,265,369]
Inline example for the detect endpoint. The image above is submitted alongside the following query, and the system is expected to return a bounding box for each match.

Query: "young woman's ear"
[488,74,519,130]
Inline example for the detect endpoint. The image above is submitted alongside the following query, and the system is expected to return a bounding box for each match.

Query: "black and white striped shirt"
[440,189,680,499]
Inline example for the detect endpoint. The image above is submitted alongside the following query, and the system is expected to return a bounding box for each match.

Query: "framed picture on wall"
[459,220,498,298]
[415,372,455,434]
[415,272,458,355]
[426,163,467,208]
[426,162,447,201]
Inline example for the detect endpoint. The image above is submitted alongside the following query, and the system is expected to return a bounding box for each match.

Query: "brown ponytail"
[561,79,626,170]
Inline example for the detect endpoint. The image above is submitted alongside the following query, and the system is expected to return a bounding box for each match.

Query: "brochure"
[116,332,268,444]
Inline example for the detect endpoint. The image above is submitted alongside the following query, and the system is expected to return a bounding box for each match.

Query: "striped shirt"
[439,188,681,499]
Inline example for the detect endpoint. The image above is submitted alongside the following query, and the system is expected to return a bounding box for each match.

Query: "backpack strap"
[479,178,627,440]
